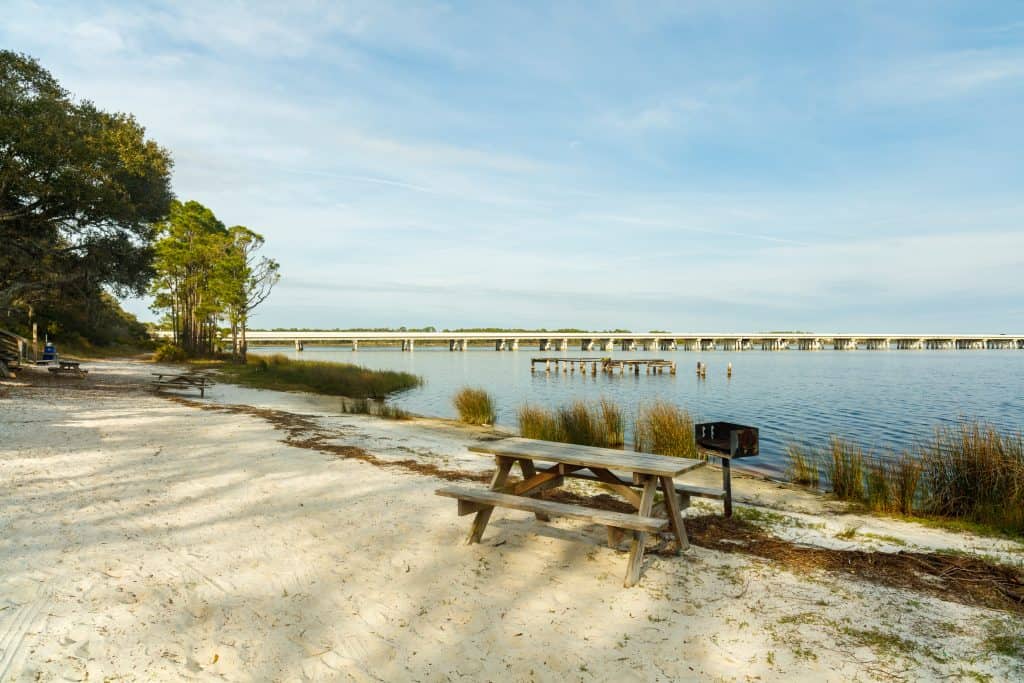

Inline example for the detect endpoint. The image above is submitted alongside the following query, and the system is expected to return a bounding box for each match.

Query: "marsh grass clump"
[785,444,820,487]
[864,459,893,512]
[824,436,866,502]
[453,387,497,425]
[518,404,561,441]
[918,422,1024,533]
[517,399,625,448]
[887,451,922,515]
[342,398,410,420]
[227,354,421,398]
[634,401,697,458]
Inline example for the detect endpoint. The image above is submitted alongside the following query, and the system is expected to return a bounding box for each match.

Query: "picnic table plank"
[436,487,669,533]
[469,437,703,477]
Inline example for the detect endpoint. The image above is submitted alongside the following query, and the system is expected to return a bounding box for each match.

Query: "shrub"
[153,343,187,362]
[453,387,497,425]
[785,443,820,487]
[634,401,696,458]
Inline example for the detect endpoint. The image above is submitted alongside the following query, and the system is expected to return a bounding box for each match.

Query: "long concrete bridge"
[179,330,1024,352]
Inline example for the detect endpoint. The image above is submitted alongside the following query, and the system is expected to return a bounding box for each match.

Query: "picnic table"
[48,360,87,377]
[436,437,707,587]
[150,371,214,397]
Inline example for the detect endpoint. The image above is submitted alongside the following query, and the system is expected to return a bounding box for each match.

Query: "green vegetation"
[150,201,279,361]
[517,400,624,448]
[221,354,420,399]
[1,51,172,355]
[341,398,411,420]
[453,387,497,425]
[634,401,698,458]
[786,421,1024,535]
[785,444,820,487]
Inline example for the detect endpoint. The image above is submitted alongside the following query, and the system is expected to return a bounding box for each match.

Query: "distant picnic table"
[150,371,214,397]
[436,437,708,586]
[48,360,88,377]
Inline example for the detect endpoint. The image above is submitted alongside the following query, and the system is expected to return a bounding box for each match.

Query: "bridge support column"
[559,338,568,351]
[621,339,637,351]
[834,338,858,351]
[294,340,304,352]
[495,339,506,351]
[352,340,358,351]
[401,339,414,352]
[581,339,594,351]
[603,339,616,352]
[510,339,519,351]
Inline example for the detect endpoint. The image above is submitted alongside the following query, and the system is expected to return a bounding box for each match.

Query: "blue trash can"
[42,343,58,361]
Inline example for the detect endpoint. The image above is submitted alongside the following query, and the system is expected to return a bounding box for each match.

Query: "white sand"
[1,360,1021,681]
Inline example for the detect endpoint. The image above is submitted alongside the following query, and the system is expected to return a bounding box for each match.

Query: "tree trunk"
[240,317,248,364]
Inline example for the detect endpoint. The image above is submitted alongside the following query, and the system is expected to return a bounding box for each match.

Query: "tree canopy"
[151,200,278,359]
[0,50,173,312]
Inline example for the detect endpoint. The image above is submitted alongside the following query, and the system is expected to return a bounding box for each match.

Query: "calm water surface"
[251,346,1024,475]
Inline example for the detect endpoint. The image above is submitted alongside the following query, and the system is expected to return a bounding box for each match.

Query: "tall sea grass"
[634,401,697,458]
[517,400,624,448]
[918,423,1024,533]
[786,421,1024,535]
[785,443,820,487]
[227,353,421,398]
[453,387,497,425]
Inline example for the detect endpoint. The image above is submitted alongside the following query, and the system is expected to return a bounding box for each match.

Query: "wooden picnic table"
[150,371,214,397]
[48,359,87,376]
[436,437,706,587]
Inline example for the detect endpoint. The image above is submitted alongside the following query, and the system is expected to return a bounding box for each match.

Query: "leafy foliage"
[0,50,173,312]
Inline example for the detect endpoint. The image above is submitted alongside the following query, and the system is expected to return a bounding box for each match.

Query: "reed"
[634,401,697,458]
[341,397,411,420]
[886,451,922,515]
[226,354,421,398]
[453,387,497,426]
[518,404,562,441]
[517,399,625,448]
[918,422,1024,533]
[823,436,866,502]
[864,458,892,512]
[785,443,820,487]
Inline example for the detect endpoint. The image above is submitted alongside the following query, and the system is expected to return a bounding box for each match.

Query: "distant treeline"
[259,327,635,333]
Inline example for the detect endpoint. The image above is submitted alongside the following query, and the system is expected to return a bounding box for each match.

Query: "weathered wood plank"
[436,486,668,533]
[518,459,550,521]
[660,476,689,552]
[468,438,704,477]
[624,476,658,587]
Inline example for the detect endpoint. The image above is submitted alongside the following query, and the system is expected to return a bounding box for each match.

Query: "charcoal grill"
[694,422,759,517]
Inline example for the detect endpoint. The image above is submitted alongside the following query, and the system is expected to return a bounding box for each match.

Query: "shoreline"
[2,359,1022,680]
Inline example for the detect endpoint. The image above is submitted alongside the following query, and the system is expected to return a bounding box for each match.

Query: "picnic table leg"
[624,475,658,587]
[467,456,514,544]
[517,459,550,521]
[659,476,689,553]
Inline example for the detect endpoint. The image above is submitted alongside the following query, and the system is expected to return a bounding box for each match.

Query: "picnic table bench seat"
[48,360,87,376]
[436,486,669,533]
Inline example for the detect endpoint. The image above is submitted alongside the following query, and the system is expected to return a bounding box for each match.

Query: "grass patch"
[786,421,1024,536]
[634,400,697,458]
[341,398,411,420]
[222,354,421,399]
[841,627,917,657]
[785,443,820,487]
[517,399,624,448]
[453,387,497,425]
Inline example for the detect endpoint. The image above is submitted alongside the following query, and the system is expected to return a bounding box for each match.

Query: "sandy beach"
[1,360,1022,682]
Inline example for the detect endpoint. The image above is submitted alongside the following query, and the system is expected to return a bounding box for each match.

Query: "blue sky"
[4,1,1024,331]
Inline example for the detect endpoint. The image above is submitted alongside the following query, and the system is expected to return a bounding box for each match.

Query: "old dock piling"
[531,357,677,375]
